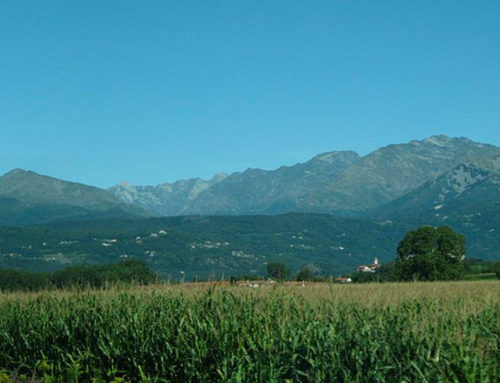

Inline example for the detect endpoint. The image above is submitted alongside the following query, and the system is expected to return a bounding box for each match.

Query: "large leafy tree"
[395,226,466,281]
[267,261,290,281]
[296,266,315,281]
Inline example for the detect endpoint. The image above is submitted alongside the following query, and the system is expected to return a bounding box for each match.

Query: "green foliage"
[395,226,466,281]
[0,284,499,381]
[52,259,157,289]
[493,262,500,279]
[0,260,158,292]
[0,214,406,279]
[376,261,398,281]
[295,267,315,281]
[266,261,290,281]
[397,226,465,261]
[1,213,499,281]
[351,271,379,283]
[0,269,51,291]
[464,258,496,274]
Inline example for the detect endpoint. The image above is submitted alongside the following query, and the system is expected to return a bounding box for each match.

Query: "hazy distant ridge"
[2,134,500,226]
[109,135,500,216]
[0,169,150,225]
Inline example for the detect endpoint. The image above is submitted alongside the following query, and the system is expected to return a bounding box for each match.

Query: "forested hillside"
[1,212,499,280]
[0,214,402,279]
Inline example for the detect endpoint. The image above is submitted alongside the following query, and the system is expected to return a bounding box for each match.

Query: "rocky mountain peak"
[311,150,360,164]
[116,180,135,189]
[1,168,37,181]
[211,172,229,182]
[3,168,28,175]
[422,134,452,146]
[5,135,495,220]
[446,163,490,195]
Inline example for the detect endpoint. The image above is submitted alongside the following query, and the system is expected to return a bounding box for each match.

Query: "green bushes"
[0,260,158,292]
[0,269,52,291]
[0,282,499,382]
[51,259,158,289]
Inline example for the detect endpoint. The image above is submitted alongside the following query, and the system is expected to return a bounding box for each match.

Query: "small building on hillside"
[358,257,381,273]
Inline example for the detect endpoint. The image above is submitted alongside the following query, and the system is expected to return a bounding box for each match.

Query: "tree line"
[264,226,500,283]
[2,226,499,290]
[0,260,158,292]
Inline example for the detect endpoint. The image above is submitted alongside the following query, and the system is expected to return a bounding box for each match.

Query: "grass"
[0,281,499,382]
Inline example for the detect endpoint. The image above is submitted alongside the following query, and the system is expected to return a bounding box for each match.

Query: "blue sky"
[1,1,499,187]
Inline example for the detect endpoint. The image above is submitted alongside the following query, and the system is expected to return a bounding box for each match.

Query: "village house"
[358,257,381,273]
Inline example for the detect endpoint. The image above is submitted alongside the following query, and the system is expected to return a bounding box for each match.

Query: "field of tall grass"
[0,281,499,382]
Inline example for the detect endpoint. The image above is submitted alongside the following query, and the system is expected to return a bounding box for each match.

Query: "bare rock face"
[109,173,228,215]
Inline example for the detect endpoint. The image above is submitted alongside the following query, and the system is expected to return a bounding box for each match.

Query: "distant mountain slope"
[109,173,228,216]
[109,136,500,216]
[0,169,122,209]
[4,135,500,225]
[374,162,497,217]
[185,151,360,214]
[0,213,404,278]
[3,135,500,278]
[372,157,500,259]
[110,150,360,215]
[298,136,500,213]
[0,197,146,226]
[0,169,152,225]
[1,211,499,280]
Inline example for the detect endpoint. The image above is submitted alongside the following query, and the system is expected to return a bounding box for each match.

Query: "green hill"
[0,214,403,279]
[1,211,499,280]
[0,169,152,225]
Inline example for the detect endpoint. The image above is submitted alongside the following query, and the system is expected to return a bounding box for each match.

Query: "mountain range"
[2,135,500,225]
[108,135,500,216]
[1,134,500,277]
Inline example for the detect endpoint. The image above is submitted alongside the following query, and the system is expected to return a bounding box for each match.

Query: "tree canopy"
[395,226,466,281]
[0,260,158,292]
[267,261,290,281]
[295,266,315,281]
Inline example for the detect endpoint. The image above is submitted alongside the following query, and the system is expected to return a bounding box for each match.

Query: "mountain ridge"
[0,169,152,225]
[296,135,500,213]
[2,135,500,276]
[109,135,500,216]
[2,135,500,225]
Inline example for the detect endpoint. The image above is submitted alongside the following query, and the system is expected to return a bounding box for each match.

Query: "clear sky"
[1,1,499,188]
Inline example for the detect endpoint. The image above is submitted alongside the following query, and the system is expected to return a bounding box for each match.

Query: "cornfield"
[0,281,499,382]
